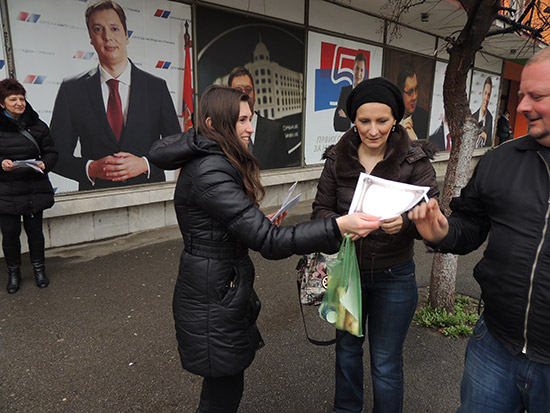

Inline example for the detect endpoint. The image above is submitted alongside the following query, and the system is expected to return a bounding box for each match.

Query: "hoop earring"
[353,126,357,133]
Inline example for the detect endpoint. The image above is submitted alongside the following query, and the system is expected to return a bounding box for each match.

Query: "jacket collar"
[0,102,38,131]
[514,134,550,152]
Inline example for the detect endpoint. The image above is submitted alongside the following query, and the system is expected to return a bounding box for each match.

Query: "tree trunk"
[429,118,479,312]
[428,0,501,312]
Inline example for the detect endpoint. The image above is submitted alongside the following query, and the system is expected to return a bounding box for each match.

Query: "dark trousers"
[0,212,45,267]
[197,370,245,413]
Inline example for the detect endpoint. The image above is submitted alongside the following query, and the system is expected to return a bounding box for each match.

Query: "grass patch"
[413,295,480,338]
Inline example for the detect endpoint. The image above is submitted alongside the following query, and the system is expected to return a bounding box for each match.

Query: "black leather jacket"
[149,131,342,378]
[437,136,550,364]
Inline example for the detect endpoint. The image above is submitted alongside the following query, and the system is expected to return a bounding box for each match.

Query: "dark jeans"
[197,370,244,413]
[0,212,45,267]
[334,260,418,413]
[458,314,550,412]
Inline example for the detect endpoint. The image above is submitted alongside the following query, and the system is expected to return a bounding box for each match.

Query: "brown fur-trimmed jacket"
[312,125,439,270]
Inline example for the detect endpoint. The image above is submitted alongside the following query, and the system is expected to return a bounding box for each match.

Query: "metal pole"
[0,0,16,78]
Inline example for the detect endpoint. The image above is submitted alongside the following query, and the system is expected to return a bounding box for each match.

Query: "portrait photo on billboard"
[304,31,383,165]
[384,48,435,142]
[469,70,501,148]
[196,5,304,170]
[427,61,472,152]
[8,0,190,193]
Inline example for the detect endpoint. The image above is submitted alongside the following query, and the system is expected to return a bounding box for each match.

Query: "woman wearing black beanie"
[312,77,439,413]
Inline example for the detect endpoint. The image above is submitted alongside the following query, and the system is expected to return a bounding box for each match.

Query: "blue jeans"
[458,314,550,413]
[334,260,417,413]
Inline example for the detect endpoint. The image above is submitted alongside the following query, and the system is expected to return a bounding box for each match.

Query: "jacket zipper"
[522,152,550,354]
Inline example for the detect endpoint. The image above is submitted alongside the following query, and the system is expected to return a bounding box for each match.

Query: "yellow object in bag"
[318,235,363,337]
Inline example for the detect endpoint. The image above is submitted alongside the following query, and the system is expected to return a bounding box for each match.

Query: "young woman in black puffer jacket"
[149,85,380,413]
[0,79,58,294]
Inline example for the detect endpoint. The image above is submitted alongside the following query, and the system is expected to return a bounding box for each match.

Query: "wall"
[0,0,499,254]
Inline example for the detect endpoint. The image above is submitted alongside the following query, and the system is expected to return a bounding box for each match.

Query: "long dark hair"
[197,85,264,206]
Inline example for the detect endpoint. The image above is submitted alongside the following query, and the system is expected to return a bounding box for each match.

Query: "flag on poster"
[183,21,193,131]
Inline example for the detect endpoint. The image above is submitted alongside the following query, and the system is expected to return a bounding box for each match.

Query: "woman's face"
[236,101,254,150]
[355,102,396,151]
[2,94,26,119]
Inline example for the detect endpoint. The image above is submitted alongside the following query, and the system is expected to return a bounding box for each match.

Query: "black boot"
[7,266,21,294]
[32,260,49,288]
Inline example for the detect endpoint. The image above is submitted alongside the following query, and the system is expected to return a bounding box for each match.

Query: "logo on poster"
[156,61,172,69]
[315,42,370,111]
[154,10,171,18]
[23,75,46,85]
[73,51,95,60]
[17,12,40,23]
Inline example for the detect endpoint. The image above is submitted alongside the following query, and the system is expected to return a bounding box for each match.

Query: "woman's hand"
[1,159,18,172]
[380,215,403,235]
[266,211,288,227]
[336,213,381,241]
[407,198,449,243]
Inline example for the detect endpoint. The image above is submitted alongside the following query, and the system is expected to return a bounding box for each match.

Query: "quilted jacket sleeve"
[192,156,342,259]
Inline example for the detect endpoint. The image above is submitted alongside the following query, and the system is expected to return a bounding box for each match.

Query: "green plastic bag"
[318,235,363,337]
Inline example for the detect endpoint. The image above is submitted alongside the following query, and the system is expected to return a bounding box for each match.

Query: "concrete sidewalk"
[0,202,482,412]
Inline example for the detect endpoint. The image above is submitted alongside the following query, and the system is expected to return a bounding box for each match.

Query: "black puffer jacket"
[149,131,342,378]
[0,103,57,215]
[312,125,439,270]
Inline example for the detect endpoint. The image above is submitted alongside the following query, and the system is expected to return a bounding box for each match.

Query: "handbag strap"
[19,129,41,155]
[296,278,345,346]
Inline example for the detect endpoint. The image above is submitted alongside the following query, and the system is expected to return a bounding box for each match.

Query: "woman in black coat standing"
[149,85,380,413]
[0,79,58,294]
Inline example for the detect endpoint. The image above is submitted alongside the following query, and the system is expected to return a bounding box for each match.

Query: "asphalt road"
[0,203,483,412]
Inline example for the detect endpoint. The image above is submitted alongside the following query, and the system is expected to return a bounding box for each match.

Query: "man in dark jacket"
[496,109,512,145]
[408,47,550,412]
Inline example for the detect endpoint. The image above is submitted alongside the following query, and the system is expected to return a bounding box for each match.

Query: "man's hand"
[476,132,487,148]
[401,116,418,140]
[407,198,448,243]
[88,152,148,181]
[337,109,347,118]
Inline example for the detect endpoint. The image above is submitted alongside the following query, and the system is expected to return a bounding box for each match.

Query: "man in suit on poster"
[473,76,494,148]
[397,63,430,140]
[228,66,290,170]
[50,0,180,191]
[429,117,451,151]
[333,52,367,132]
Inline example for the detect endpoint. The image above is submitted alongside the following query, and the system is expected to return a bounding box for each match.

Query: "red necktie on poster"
[106,79,123,140]
[446,133,451,151]
[182,21,194,131]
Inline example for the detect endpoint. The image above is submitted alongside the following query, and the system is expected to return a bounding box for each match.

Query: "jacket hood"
[148,129,224,171]
[0,101,39,131]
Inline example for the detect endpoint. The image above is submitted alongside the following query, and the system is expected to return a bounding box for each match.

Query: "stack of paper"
[348,173,429,220]
[13,159,43,174]
[270,181,302,222]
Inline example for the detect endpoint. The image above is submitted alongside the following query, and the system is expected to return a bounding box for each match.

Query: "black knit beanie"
[346,77,405,123]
